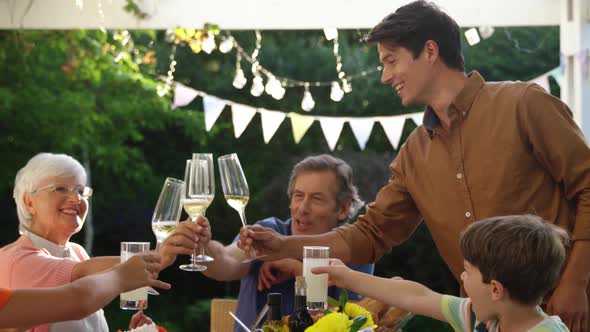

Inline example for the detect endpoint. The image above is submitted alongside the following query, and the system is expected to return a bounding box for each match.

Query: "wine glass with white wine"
[218,153,262,263]
[180,154,215,272]
[151,177,184,252]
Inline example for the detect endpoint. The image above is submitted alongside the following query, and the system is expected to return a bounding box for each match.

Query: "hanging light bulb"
[233,68,247,89]
[330,81,344,102]
[202,32,216,54]
[478,26,495,40]
[251,75,264,97]
[219,36,234,53]
[265,75,281,95]
[301,84,315,112]
[271,83,286,100]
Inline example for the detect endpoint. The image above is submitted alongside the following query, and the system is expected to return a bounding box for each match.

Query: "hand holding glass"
[180,154,215,271]
[303,246,330,311]
[120,242,151,310]
[218,153,261,263]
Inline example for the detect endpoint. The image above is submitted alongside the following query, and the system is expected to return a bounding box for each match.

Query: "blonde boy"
[313,215,570,332]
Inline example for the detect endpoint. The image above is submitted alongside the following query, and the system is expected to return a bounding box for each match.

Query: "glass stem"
[238,208,247,228]
[155,240,162,253]
[190,217,197,261]
[238,209,255,257]
[199,212,206,257]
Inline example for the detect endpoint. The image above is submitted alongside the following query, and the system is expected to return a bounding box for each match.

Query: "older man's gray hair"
[13,153,87,230]
[287,154,364,221]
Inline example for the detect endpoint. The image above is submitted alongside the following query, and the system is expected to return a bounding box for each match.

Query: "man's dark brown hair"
[365,0,465,71]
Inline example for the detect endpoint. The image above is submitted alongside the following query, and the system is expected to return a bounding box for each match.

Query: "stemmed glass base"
[179,215,212,271]
[179,261,208,272]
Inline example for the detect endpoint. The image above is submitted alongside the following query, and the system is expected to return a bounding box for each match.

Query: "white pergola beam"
[560,0,590,136]
[0,0,559,30]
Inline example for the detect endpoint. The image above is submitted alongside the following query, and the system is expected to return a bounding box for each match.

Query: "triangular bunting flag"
[173,83,199,109]
[231,104,258,138]
[529,74,550,92]
[349,118,375,151]
[290,112,315,144]
[379,116,406,150]
[408,112,423,126]
[260,109,286,143]
[319,117,346,151]
[203,95,226,131]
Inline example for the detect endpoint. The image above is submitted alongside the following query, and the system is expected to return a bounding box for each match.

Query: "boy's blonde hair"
[460,214,569,305]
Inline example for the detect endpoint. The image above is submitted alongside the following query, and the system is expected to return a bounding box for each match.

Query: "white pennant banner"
[260,109,286,143]
[319,117,346,151]
[231,104,257,138]
[290,112,315,144]
[178,85,428,150]
[173,83,199,110]
[380,116,407,150]
[349,118,375,151]
[203,95,226,131]
[529,74,550,92]
[409,112,423,126]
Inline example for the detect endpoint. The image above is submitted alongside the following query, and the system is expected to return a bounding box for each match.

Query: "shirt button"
[465,212,471,218]
[456,173,463,179]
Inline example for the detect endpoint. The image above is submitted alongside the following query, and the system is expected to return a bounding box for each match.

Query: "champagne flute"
[190,153,215,264]
[218,153,261,263]
[151,177,184,252]
[149,177,183,295]
[180,155,215,271]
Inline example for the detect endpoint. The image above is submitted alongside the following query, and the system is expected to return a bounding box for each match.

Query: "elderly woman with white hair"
[0,153,150,332]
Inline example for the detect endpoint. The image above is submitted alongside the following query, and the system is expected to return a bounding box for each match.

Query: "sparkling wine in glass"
[151,177,184,252]
[218,153,261,263]
[180,155,215,271]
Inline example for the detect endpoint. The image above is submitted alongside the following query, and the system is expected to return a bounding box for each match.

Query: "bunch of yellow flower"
[302,292,377,332]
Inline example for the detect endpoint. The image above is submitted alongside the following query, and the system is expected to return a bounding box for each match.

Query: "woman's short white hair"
[13,153,87,230]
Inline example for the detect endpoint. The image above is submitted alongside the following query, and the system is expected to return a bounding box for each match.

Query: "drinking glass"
[151,177,184,252]
[303,246,330,311]
[180,155,215,271]
[218,153,259,263]
[120,242,151,310]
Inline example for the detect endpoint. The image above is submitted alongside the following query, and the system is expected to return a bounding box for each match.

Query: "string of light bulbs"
[157,44,177,97]
[215,30,382,112]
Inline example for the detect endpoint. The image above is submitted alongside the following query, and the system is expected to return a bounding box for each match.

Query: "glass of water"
[120,242,151,310]
[302,246,330,311]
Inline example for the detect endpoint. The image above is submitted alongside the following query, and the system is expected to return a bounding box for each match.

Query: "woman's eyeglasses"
[31,183,93,199]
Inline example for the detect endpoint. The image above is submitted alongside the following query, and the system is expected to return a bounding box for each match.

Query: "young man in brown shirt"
[239,1,590,331]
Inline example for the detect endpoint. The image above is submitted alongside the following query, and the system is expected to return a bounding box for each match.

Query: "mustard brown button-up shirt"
[335,71,590,281]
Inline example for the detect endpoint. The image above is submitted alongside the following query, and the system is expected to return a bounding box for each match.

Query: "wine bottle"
[288,276,314,332]
[262,293,283,332]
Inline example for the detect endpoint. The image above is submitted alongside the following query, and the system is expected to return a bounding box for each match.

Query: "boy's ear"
[489,279,506,301]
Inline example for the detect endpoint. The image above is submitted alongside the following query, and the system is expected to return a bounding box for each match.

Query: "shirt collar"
[21,227,72,258]
[422,71,485,136]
